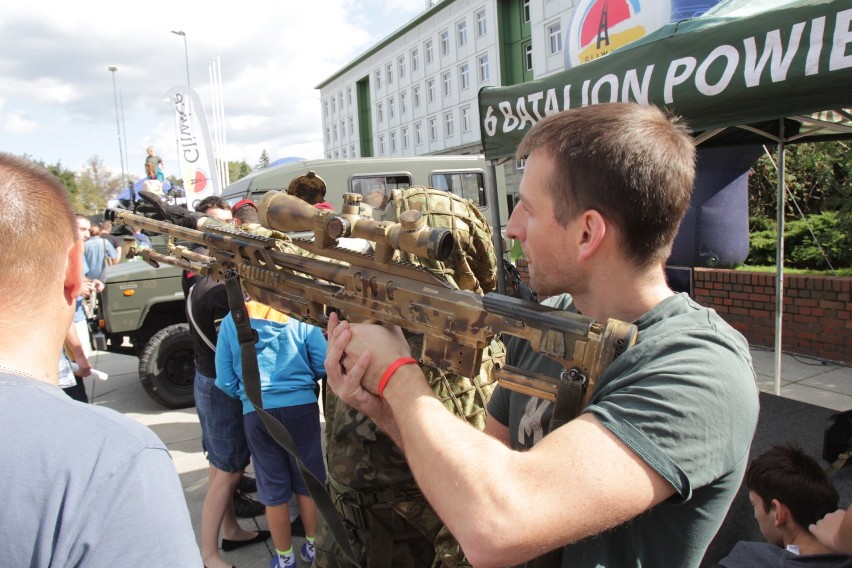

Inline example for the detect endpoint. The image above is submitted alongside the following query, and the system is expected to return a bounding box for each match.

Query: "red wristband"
[377,357,418,399]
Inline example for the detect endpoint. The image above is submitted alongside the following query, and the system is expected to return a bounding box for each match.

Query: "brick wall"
[692,269,851,364]
[507,261,851,364]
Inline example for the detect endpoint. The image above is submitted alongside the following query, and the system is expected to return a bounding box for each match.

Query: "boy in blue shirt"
[216,300,327,568]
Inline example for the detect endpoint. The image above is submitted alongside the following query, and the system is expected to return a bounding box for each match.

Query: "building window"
[442,71,451,97]
[457,20,467,47]
[425,40,434,64]
[348,116,354,136]
[400,91,408,114]
[346,87,352,105]
[427,79,435,103]
[333,150,339,159]
[444,111,454,137]
[377,101,384,123]
[332,123,338,142]
[462,106,472,132]
[413,85,421,108]
[523,0,530,23]
[525,42,533,72]
[324,101,329,117]
[331,96,336,114]
[476,10,487,37]
[378,135,386,156]
[479,54,490,82]
[350,144,356,157]
[341,120,346,139]
[402,127,410,149]
[548,23,562,55]
[388,96,396,119]
[459,63,470,90]
[341,147,347,158]
[415,122,423,146]
[386,62,394,84]
[429,117,438,142]
[390,131,397,153]
[325,127,330,144]
[338,91,344,110]
[375,69,382,89]
[411,47,420,72]
[440,30,450,56]
[398,56,406,79]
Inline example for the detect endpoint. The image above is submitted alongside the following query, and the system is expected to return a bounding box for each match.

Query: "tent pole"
[487,160,507,295]
[774,120,785,396]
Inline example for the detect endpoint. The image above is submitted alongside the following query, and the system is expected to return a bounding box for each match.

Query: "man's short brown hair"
[516,103,696,266]
[196,195,231,214]
[0,153,77,306]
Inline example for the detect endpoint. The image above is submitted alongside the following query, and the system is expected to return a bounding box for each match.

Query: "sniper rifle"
[108,191,638,404]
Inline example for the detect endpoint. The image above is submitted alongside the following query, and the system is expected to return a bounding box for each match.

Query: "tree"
[34,159,81,211]
[747,141,851,269]
[229,160,252,182]
[255,150,270,171]
[75,156,121,213]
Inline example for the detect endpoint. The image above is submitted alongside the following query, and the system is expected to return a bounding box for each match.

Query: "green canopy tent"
[478,0,852,393]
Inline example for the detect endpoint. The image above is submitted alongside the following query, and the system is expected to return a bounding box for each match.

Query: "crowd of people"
[0,103,849,567]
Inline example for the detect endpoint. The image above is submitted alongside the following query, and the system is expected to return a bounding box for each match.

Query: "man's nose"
[506,208,522,239]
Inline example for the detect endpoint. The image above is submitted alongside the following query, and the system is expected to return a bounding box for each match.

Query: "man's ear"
[771,499,790,527]
[64,241,84,304]
[575,209,607,263]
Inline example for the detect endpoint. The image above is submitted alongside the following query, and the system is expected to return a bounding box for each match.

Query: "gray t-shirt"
[719,541,852,567]
[488,293,760,567]
[0,372,202,567]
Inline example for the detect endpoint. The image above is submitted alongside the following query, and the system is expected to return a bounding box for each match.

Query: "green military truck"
[92,245,195,409]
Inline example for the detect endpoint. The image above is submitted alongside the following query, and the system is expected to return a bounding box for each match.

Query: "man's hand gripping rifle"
[108,192,637,403]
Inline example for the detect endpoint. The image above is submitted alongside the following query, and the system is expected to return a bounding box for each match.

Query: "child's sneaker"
[300,541,315,565]
[271,553,296,568]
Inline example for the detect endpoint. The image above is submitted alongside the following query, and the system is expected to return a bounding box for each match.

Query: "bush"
[747,211,852,270]
[747,141,851,271]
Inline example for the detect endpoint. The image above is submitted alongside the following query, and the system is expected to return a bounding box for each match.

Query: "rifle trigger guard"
[561,367,587,387]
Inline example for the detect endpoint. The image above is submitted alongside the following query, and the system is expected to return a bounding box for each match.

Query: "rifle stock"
[110,193,637,403]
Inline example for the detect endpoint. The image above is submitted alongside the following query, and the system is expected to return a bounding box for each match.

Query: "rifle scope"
[258,191,454,262]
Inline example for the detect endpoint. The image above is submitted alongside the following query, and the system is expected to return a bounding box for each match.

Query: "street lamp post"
[107,66,127,191]
[171,30,190,87]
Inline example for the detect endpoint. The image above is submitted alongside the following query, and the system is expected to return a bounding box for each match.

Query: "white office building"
[316,0,575,161]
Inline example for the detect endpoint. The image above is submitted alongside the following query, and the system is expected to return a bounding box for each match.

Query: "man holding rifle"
[324,103,760,567]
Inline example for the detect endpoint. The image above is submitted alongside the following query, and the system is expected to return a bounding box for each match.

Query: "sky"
[0,0,425,181]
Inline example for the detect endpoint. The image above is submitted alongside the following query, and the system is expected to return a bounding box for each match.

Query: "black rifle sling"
[548,372,584,432]
[223,272,359,567]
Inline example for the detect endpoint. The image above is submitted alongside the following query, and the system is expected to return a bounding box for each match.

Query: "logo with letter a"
[517,397,551,447]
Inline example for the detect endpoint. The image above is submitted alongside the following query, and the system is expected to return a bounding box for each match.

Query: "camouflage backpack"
[315,187,505,568]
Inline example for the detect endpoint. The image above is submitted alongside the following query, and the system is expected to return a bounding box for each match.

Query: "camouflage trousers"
[314,478,471,568]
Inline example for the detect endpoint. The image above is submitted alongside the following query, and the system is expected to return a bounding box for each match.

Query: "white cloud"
[0,0,422,180]
[3,111,39,135]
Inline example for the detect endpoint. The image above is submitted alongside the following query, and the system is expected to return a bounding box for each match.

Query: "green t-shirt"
[488,293,759,568]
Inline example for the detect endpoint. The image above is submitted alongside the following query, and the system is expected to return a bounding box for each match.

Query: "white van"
[220,155,510,231]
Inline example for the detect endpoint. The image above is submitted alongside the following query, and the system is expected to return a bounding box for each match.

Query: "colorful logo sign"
[564,0,723,69]
[565,0,672,68]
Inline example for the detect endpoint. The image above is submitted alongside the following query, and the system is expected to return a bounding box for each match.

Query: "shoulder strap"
[223,271,359,567]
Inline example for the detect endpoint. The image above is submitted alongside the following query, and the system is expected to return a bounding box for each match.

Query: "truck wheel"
[138,324,196,409]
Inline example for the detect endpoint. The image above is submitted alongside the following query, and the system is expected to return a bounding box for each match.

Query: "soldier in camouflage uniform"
[312,187,504,568]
